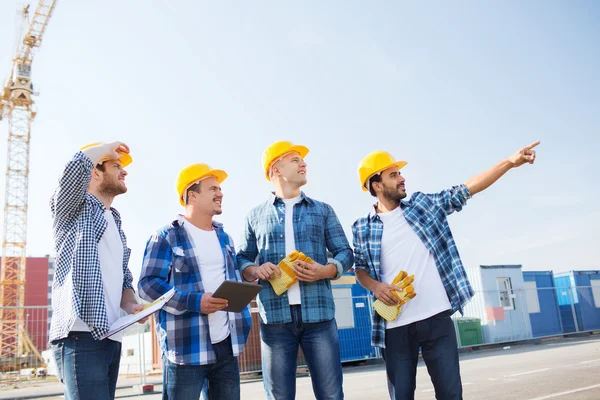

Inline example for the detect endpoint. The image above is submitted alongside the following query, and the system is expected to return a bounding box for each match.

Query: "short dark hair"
[185,182,201,205]
[95,163,106,172]
[368,174,382,197]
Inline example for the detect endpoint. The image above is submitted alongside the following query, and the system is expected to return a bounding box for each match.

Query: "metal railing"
[2,285,599,387]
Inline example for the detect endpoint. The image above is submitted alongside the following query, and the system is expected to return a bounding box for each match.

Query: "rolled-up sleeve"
[236,214,259,279]
[351,221,370,274]
[425,184,472,216]
[324,205,354,279]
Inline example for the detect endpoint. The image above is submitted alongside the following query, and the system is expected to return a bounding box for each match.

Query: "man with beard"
[138,163,251,400]
[352,142,540,400]
[237,140,353,400]
[49,141,144,400]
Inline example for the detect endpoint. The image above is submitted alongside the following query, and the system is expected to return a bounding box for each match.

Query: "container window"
[333,287,355,329]
[524,281,540,313]
[591,280,600,308]
[497,277,515,310]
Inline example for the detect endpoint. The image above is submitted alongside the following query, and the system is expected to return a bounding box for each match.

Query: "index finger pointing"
[525,141,541,150]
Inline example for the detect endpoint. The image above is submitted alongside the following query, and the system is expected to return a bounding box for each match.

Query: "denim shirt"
[237,192,354,324]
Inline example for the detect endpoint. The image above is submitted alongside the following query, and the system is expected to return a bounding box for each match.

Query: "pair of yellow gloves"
[373,271,417,322]
[269,250,312,296]
[268,252,417,324]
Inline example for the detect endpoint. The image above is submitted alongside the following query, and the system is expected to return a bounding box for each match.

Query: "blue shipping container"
[554,271,600,333]
[522,271,562,337]
[332,274,378,362]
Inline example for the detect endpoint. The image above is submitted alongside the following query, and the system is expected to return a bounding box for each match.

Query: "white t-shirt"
[184,220,230,344]
[71,210,125,342]
[378,206,451,329]
[283,196,303,305]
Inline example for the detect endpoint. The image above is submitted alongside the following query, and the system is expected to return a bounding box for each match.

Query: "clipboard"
[99,288,176,340]
[212,281,262,313]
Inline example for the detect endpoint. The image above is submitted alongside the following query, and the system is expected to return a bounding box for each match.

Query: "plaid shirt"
[352,184,474,348]
[49,151,133,342]
[138,217,252,365]
[237,192,354,324]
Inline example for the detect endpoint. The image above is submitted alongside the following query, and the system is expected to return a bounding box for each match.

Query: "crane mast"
[0,1,57,370]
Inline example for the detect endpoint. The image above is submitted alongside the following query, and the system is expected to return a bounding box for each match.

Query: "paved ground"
[2,335,599,399]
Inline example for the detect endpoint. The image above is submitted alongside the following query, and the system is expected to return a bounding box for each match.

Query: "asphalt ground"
[2,335,599,400]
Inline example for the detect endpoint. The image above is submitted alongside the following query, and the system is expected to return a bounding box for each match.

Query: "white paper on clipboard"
[100,288,175,340]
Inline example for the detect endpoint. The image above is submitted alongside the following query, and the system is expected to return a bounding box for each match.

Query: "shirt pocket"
[301,210,325,243]
[171,248,189,275]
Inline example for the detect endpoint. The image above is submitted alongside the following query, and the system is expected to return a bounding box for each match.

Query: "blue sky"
[1,1,598,285]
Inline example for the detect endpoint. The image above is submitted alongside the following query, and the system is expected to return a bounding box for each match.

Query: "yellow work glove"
[269,250,313,296]
[373,271,417,322]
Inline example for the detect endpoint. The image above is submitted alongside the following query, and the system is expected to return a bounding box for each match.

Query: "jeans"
[260,305,344,400]
[51,331,122,400]
[382,310,462,400]
[162,335,240,400]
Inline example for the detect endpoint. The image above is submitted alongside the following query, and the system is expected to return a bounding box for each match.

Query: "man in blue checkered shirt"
[237,140,354,400]
[352,142,540,400]
[49,141,145,400]
[138,163,251,400]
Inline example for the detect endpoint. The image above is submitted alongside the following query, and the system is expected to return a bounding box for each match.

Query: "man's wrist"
[243,265,259,281]
[504,157,516,169]
[324,263,337,279]
[122,300,137,314]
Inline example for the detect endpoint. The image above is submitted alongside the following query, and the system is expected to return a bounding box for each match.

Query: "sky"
[0,1,598,287]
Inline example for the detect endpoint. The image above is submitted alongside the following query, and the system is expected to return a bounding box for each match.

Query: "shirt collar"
[368,199,411,222]
[268,191,313,206]
[89,193,121,221]
[175,214,223,229]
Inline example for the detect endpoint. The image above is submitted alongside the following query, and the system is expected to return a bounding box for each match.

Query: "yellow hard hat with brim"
[262,141,309,181]
[80,142,132,168]
[176,163,228,206]
[358,150,407,192]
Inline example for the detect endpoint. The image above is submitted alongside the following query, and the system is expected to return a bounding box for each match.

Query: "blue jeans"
[162,335,240,400]
[51,331,122,400]
[382,310,462,400]
[260,305,344,400]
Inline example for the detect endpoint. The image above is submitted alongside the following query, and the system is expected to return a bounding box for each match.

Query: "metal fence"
[2,285,599,386]
[0,305,50,380]
[452,286,600,348]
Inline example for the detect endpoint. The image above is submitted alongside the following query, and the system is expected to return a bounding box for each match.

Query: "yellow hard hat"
[176,163,228,206]
[262,140,309,181]
[358,150,407,192]
[80,142,132,168]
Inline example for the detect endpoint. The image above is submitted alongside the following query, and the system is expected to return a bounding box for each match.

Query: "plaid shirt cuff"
[353,264,370,272]
[458,183,472,199]
[239,262,258,281]
[328,258,344,280]
[187,292,203,313]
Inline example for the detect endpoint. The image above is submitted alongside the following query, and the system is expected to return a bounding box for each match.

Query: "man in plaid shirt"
[237,140,354,400]
[49,141,144,400]
[352,141,540,400]
[138,163,251,400]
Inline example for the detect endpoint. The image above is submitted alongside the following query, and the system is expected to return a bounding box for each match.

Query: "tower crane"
[0,0,57,371]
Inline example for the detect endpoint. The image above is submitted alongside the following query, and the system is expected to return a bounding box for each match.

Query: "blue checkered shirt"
[237,192,354,324]
[138,218,252,365]
[49,151,134,342]
[352,184,475,348]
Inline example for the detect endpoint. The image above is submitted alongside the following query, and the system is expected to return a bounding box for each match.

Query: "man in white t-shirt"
[352,142,540,400]
[138,163,251,400]
[49,142,145,400]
